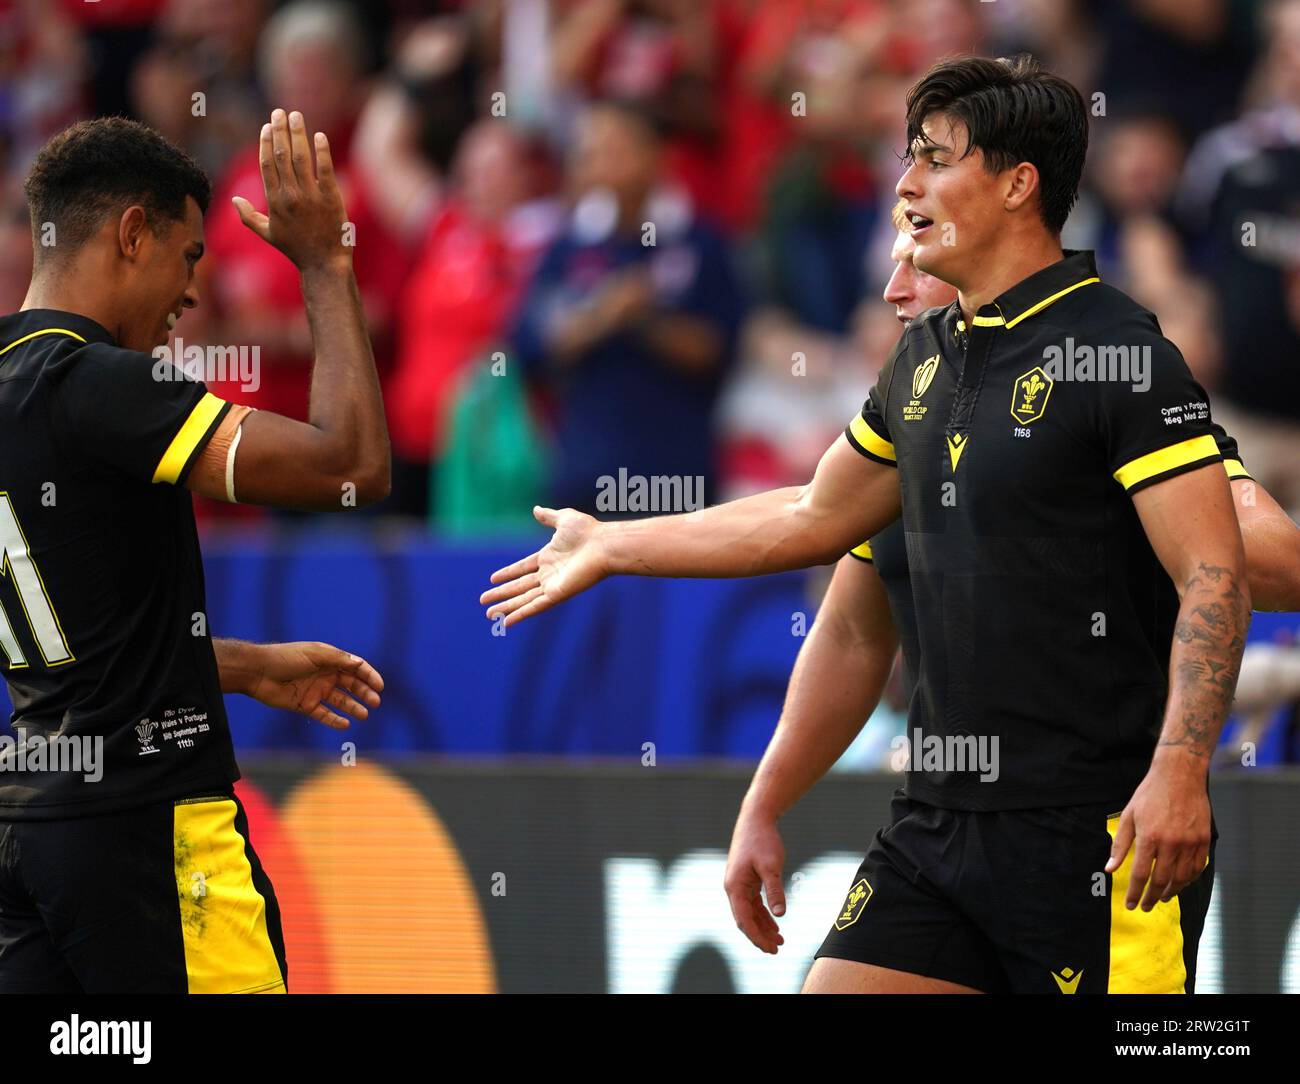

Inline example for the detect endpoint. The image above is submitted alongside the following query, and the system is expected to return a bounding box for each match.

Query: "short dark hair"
[24,117,211,257]
[904,54,1087,234]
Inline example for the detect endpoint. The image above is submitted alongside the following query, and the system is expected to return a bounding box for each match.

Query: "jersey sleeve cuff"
[1223,458,1253,482]
[848,540,873,563]
[152,393,231,485]
[845,414,897,466]
[1112,433,1222,494]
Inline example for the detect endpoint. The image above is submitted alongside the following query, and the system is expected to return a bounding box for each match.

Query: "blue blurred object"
[2,529,1297,764]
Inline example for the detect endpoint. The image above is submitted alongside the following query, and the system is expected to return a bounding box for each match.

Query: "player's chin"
[911,242,941,273]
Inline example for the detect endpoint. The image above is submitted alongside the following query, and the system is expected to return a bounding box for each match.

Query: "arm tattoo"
[1163,561,1250,759]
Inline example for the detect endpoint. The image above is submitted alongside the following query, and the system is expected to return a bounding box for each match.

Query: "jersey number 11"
[0,493,74,669]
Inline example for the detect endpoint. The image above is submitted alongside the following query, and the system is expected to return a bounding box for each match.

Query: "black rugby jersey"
[843,250,1235,811]
[847,426,1250,711]
[0,310,238,818]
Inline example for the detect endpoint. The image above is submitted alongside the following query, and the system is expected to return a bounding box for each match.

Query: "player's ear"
[1003,162,1040,215]
[117,205,149,261]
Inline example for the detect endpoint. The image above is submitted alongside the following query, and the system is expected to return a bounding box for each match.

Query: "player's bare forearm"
[602,486,829,578]
[1135,466,1252,774]
[213,638,261,696]
[483,437,900,627]
[212,638,385,728]
[300,263,389,492]
[1155,560,1251,769]
[742,557,899,822]
[1112,467,1250,907]
[604,445,900,580]
[213,266,389,510]
[1109,559,1248,909]
[725,558,896,953]
[1233,477,1300,611]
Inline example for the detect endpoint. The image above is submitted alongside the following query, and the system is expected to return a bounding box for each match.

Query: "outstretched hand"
[244,641,384,730]
[480,506,609,628]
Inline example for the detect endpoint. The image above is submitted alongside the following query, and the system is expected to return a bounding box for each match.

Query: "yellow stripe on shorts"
[174,797,285,994]
[1106,813,1187,993]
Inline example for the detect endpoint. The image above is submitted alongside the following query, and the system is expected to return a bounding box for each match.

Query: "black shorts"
[815,791,1216,993]
[0,791,287,993]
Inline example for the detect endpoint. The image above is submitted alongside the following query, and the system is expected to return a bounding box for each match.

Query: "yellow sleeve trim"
[153,392,226,484]
[1113,433,1220,492]
[849,541,873,562]
[848,413,896,463]
[1223,458,1252,481]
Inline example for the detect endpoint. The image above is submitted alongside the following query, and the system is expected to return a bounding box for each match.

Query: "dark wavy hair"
[904,54,1088,234]
[24,116,211,258]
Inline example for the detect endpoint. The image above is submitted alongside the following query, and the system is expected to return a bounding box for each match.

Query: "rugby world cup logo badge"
[135,719,159,756]
[913,354,940,399]
[904,355,940,422]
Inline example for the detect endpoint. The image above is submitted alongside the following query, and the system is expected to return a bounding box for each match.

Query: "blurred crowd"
[2,0,1300,527]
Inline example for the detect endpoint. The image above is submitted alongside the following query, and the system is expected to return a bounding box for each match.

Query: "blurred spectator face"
[796,43,867,141]
[895,114,1008,289]
[456,123,531,224]
[261,2,364,133]
[1133,0,1227,44]
[1093,116,1185,216]
[267,42,357,131]
[1156,279,1221,386]
[894,0,983,69]
[130,47,197,145]
[164,0,267,59]
[571,106,660,212]
[884,229,956,322]
[774,2,890,142]
[859,72,911,143]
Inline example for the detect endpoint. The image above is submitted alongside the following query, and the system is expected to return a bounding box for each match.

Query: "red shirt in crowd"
[388,198,555,463]
[203,120,410,421]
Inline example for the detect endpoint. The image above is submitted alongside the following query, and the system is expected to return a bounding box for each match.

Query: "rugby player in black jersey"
[0,110,389,993]
[483,56,1292,992]
[723,198,1300,991]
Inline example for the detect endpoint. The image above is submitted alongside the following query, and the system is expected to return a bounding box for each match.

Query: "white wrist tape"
[225,421,245,503]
